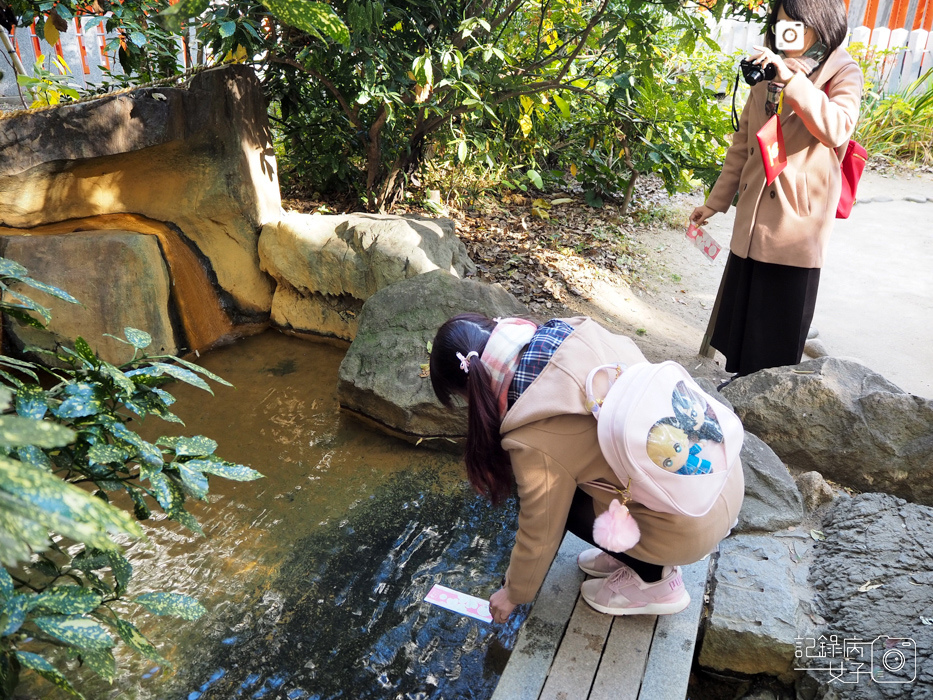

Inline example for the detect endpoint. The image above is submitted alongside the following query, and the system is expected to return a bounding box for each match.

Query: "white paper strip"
[424,584,493,623]
[686,223,722,262]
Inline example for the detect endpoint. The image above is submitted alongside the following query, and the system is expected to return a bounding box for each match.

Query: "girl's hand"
[489,587,517,624]
[690,205,716,227]
[751,46,796,84]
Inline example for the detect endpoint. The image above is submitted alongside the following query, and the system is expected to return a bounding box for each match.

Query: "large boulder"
[2,232,177,363]
[0,64,280,348]
[722,358,933,506]
[336,270,526,442]
[798,493,933,699]
[734,433,804,533]
[259,213,476,341]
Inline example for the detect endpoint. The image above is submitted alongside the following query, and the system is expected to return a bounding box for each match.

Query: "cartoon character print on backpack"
[646,382,724,476]
[668,381,723,442]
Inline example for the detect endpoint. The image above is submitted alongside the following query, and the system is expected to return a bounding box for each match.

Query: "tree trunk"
[620,171,638,216]
[620,142,638,216]
[364,107,389,211]
[377,130,427,212]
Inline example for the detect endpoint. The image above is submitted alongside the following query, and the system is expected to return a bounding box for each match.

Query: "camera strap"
[731,71,741,132]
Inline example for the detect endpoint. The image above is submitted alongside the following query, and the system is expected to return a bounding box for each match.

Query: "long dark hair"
[429,313,514,504]
[765,0,848,54]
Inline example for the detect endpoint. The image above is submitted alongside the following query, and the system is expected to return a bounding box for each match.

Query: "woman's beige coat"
[498,318,744,605]
[705,46,863,269]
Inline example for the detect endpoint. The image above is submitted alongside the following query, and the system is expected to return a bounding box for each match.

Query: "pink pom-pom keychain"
[593,497,641,553]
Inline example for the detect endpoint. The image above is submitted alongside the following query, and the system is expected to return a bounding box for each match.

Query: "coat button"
[770,190,776,199]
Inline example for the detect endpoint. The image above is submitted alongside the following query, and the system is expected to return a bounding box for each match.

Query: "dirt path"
[560,216,730,381]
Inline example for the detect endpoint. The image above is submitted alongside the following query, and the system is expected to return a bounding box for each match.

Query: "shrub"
[0,257,262,698]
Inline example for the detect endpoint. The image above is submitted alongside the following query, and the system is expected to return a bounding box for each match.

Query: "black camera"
[740,58,777,86]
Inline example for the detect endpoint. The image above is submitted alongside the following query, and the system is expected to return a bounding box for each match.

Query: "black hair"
[765,0,848,54]
[429,313,514,504]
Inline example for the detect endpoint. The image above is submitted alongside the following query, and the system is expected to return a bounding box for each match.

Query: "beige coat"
[706,47,863,269]
[498,318,744,604]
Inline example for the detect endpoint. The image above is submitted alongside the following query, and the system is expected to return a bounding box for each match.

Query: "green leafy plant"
[0,257,262,698]
[856,69,933,166]
[15,55,81,108]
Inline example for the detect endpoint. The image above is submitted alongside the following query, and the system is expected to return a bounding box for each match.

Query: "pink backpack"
[585,361,744,518]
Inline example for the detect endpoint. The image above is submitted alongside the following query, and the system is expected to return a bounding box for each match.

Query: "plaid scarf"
[765,41,827,118]
[480,317,537,419]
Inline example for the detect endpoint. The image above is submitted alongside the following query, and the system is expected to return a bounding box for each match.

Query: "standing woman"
[690,0,862,379]
[429,314,743,623]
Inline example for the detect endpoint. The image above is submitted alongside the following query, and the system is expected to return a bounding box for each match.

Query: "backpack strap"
[584,363,627,418]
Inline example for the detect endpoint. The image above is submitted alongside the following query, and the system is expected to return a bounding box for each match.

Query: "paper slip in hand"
[686,223,722,262]
[424,584,493,623]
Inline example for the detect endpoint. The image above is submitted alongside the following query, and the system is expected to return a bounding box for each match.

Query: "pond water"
[39,332,526,699]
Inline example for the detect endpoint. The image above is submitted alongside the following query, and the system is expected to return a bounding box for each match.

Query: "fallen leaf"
[858,580,884,592]
[810,529,827,541]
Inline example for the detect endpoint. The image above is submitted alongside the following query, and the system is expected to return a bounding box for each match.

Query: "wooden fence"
[0,17,194,103]
[714,19,932,93]
[2,6,931,102]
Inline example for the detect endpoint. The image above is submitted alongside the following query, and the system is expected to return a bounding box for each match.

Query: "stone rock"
[797,493,933,699]
[699,533,810,681]
[0,64,279,333]
[336,270,526,441]
[2,232,177,364]
[740,686,795,700]
[695,377,733,410]
[795,471,836,512]
[267,281,363,343]
[734,433,804,533]
[803,338,828,359]
[721,358,933,506]
[259,212,475,341]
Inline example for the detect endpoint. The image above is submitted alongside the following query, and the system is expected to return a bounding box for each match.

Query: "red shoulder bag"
[824,82,867,219]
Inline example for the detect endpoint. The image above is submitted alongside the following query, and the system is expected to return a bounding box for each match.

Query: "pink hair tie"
[456,350,479,374]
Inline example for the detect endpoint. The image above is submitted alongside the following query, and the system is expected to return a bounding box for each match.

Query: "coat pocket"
[795,173,810,217]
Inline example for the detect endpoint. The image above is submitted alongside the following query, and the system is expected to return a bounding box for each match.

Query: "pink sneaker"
[577,548,627,578]
[580,564,690,616]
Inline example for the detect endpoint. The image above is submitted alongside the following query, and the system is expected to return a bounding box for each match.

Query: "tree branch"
[270,54,363,129]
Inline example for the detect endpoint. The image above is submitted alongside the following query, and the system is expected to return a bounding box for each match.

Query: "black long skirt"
[710,253,821,376]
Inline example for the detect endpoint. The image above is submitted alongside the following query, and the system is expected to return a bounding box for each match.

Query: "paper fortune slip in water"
[424,584,493,623]
[686,223,722,262]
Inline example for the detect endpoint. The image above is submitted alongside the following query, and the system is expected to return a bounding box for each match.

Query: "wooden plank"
[538,595,613,700]
[490,534,589,700]
[588,614,657,700]
[637,560,711,700]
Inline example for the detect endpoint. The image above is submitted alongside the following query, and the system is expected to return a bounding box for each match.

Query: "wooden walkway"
[490,534,710,700]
